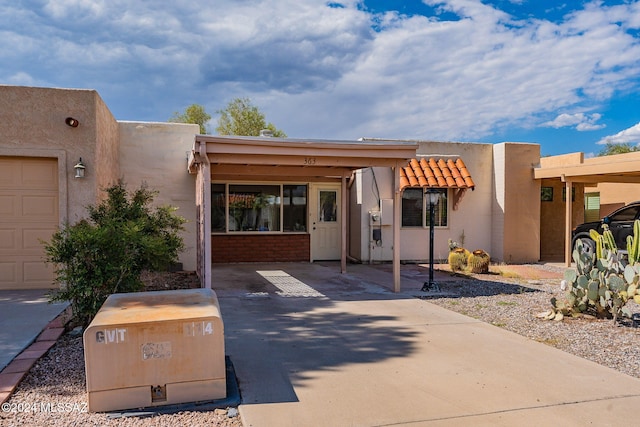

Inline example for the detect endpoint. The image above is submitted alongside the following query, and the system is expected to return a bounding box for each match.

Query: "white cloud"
[597,122,640,145]
[6,72,37,86]
[1,0,639,144]
[542,113,605,131]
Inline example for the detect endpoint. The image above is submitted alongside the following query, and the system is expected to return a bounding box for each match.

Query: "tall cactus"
[626,219,640,265]
[590,229,604,259]
[590,225,617,259]
[603,225,616,253]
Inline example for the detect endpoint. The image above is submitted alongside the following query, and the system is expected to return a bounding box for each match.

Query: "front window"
[283,185,307,231]
[211,184,226,232]
[402,188,423,227]
[212,184,307,233]
[229,184,280,231]
[402,188,448,227]
[319,190,337,222]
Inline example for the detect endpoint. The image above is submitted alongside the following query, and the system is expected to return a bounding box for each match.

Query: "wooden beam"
[211,175,342,183]
[211,164,351,177]
[197,135,418,162]
[562,175,640,184]
[535,159,640,180]
[208,153,402,168]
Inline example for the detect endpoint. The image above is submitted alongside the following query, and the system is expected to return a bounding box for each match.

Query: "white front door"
[310,184,341,261]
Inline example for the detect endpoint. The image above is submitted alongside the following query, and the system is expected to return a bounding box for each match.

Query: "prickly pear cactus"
[539,238,638,323]
[448,247,469,272]
[467,249,490,274]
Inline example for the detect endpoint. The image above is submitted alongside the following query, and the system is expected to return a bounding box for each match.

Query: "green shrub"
[44,181,185,326]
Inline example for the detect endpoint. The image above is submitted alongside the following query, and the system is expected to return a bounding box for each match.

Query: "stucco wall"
[540,178,585,261]
[586,183,640,207]
[352,141,496,263]
[0,85,109,224]
[94,95,120,195]
[118,121,198,271]
[493,143,541,263]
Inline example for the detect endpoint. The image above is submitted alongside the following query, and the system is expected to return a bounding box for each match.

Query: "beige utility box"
[83,288,226,412]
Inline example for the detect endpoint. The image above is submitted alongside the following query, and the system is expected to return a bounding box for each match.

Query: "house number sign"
[304,157,317,165]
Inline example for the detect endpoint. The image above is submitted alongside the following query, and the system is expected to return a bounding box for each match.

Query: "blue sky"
[2,0,640,156]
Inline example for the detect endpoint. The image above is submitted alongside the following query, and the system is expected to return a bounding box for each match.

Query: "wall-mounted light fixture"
[65,117,79,127]
[74,157,86,178]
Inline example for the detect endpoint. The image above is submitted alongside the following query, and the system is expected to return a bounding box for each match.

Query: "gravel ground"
[3,265,640,426]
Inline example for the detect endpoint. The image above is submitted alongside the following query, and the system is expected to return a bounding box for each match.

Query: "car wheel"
[573,236,595,257]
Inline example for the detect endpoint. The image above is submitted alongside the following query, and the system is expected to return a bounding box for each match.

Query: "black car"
[572,201,640,257]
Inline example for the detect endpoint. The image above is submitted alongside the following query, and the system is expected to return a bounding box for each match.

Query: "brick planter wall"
[212,234,310,263]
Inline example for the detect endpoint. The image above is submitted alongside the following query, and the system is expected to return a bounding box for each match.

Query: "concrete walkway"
[0,290,69,371]
[212,262,640,427]
[0,290,69,405]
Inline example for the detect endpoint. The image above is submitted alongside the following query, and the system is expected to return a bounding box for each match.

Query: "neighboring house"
[2,84,557,292]
[535,151,640,265]
[349,140,541,266]
[0,85,198,290]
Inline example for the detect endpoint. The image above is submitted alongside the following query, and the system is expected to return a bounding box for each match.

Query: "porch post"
[341,172,348,274]
[393,163,401,292]
[200,142,212,288]
[563,175,572,267]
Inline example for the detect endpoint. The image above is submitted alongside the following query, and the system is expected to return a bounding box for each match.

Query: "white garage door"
[0,157,59,289]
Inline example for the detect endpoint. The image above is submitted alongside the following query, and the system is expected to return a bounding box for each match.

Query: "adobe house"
[535,151,640,265]
[0,85,198,290]
[2,84,545,292]
[186,136,543,291]
[186,134,417,291]
[348,140,542,267]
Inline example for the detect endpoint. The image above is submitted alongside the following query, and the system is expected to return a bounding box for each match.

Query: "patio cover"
[534,151,640,266]
[188,135,418,291]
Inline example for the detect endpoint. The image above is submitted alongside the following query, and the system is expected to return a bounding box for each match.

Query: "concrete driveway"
[212,262,640,427]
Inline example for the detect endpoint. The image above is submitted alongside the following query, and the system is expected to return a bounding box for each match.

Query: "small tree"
[216,97,287,137]
[597,142,640,156]
[44,181,186,326]
[169,104,211,134]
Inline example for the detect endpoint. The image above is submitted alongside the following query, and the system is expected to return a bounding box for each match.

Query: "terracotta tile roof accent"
[400,157,475,190]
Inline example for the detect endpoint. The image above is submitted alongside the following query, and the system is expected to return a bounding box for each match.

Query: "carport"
[188,135,418,291]
[534,152,640,266]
